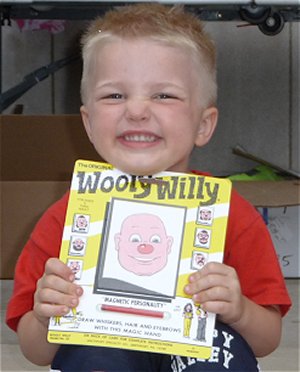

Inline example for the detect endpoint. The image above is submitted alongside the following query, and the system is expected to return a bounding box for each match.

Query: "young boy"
[6,4,291,371]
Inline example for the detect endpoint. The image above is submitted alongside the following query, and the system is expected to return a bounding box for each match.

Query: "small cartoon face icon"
[199,209,212,221]
[197,230,210,245]
[195,253,205,266]
[72,238,85,251]
[69,261,81,274]
[191,251,207,270]
[115,214,173,276]
[76,215,88,230]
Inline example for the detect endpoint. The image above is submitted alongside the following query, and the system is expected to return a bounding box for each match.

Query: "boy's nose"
[125,97,150,122]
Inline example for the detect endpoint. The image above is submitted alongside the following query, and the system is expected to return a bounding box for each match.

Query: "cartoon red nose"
[137,244,154,254]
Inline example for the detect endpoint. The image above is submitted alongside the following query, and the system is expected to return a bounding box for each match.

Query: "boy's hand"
[184,262,245,325]
[33,258,83,327]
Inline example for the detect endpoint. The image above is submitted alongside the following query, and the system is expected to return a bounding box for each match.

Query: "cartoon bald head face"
[115,213,173,276]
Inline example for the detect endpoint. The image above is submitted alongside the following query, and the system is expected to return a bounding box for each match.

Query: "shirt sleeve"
[6,193,69,332]
[224,189,291,316]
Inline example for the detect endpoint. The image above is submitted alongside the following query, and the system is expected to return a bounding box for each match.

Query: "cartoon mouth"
[129,256,160,264]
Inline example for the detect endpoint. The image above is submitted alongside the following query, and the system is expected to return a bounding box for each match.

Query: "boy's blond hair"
[80,3,217,107]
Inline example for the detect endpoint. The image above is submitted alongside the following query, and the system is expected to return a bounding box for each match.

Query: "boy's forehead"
[92,40,202,88]
[82,31,216,106]
[92,36,200,68]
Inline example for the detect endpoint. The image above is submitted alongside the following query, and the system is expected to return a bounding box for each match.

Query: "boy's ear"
[80,105,93,142]
[194,106,218,147]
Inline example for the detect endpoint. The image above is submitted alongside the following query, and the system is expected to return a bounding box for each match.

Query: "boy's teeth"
[125,134,156,142]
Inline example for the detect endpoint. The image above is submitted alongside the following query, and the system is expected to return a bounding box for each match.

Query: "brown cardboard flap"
[1,115,101,181]
[232,180,300,207]
[1,181,70,279]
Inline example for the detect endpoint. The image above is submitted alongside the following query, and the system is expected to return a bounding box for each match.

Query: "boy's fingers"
[44,257,74,281]
[37,274,82,298]
[185,272,225,295]
[200,300,231,316]
[192,285,231,304]
[191,262,233,280]
[188,262,238,288]
[36,287,79,308]
[33,303,70,322]
[185,263,240,298]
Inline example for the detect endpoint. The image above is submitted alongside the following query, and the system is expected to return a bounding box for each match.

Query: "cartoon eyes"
[150,234,161,243]
[129,234,161,243]
[129,234,142,243]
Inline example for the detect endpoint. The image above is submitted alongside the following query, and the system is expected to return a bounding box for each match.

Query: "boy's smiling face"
[81,38,217,175]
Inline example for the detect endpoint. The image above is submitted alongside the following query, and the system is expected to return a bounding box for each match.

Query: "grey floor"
[1,279,299,371]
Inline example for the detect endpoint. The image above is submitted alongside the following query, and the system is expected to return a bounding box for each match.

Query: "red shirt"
[6,187,291,332]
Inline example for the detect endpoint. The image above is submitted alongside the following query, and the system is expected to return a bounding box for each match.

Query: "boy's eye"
[153,93,177,100]
[103,93,124,99]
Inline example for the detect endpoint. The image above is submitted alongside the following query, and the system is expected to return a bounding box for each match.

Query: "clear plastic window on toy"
[94,198,186,302]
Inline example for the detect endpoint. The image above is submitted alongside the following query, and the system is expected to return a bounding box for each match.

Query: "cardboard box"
[233,180,300,278]
[232,180,300,208]
[265,206,300,278]
[1,114,100,181]
[1,115,100,278]
[1,181,70,279]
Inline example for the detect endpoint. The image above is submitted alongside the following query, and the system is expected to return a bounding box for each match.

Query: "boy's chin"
[110,162,188,176]
[121,167,161,176]
[110,162,164,176]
